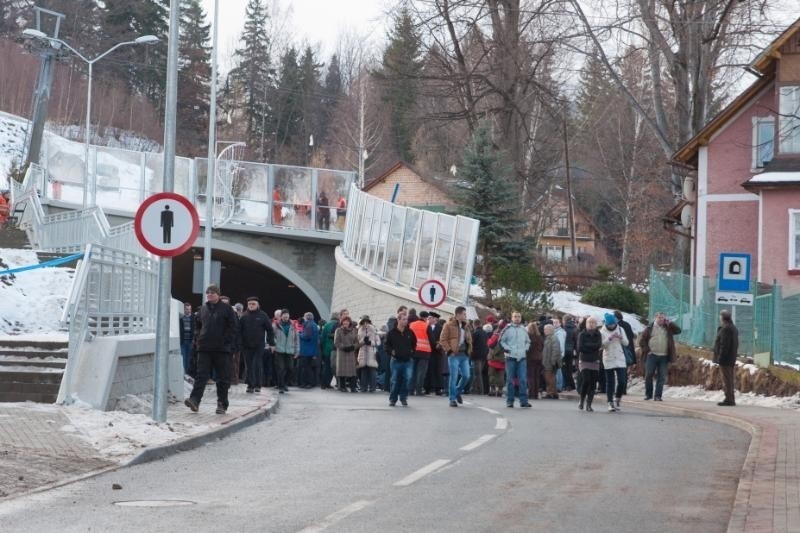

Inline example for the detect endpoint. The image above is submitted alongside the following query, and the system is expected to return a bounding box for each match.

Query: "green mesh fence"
[648,267,786,364]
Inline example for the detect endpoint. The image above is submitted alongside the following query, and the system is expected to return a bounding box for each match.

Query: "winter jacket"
[298,319,320,357]
[639,321,682,362]
[194,301,238,353]
[713,323,739,366]
[554,326,567,358]
[563,320,578,356]
[471,328,489,361]
[487,329,506,369]
[273,320,299,355]
[239,309,274,349]
[334,325,359,376]
[178,313,195,343]
[600,325,629,370]
[356,323,380,368]
[321,319,338,357]
[384,327,417,362]
[542,335,562,370]
[526,331,544,363]
[500,323,531,360]
[577,329,603,364]
[439,318,473,356]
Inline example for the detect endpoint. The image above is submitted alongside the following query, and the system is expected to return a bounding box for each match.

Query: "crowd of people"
[183,284,735,415]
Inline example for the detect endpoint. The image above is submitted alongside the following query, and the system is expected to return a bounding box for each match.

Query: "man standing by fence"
[713,310,739,406]
[639,312,682,401]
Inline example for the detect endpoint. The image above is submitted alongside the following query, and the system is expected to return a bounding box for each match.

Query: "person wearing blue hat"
[600,312,628,412]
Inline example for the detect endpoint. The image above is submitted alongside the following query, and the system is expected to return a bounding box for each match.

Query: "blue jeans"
[645,354,669,399]
[389,358,413,403]
[605,367,626,402]
[448,354,471,402]
[505,357,528,405]
[180,341,193,374]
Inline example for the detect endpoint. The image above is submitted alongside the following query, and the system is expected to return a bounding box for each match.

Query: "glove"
[364,337,371,346]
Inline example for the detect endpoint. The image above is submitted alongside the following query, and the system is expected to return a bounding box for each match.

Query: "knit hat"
[483,323,493,333]
[486,315,496,323]
[419,311,430,318]
[604,312,617,326]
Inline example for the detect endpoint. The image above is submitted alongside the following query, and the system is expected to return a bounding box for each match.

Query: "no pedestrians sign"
[134,192,199,257]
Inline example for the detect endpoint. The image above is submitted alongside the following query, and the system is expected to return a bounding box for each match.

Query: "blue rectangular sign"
[718,253,751,292]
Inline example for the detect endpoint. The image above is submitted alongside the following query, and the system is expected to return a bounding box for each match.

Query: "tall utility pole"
[562,115,577,260]
[202,0,219,302]
[24,7,65,166]
[152,0,180,423]
[358,75,366,188]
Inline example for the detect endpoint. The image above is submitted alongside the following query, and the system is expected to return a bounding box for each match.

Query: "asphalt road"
[0,389,749,533]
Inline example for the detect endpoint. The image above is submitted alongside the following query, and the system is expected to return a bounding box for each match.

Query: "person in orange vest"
[272,188,283,225]
[0,190,11,229]
[335,195,347,230]
[409,310,434,395]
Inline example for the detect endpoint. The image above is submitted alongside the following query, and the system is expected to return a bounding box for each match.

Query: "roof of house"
[363,161,454,196]
[742,171,800,191]
[672,16,800,166]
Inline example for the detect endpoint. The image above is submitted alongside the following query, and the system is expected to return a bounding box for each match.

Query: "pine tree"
[375,7,422,162]
[229,0,271,160]
[271,46,302,161]
[298,46,323,164]
[457,124,530,302]
[321,53,343,142]
[177,0,211,152]
[103,0,169,111]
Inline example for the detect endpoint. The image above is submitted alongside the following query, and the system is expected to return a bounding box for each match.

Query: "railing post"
[771,279,780,365]
[140,152,146,203]
[311,168,318,231]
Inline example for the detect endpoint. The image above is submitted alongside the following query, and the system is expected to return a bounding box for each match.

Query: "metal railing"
[41,134,356,235]
[341,184,480,305]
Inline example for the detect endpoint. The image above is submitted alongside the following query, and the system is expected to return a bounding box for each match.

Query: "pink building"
[673,18,800,298]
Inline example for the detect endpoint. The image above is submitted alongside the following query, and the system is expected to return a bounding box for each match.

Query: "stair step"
[0,340,68,351]
[0,391,58,403]
[0,348,68,358]
[0,381,61,393]
[0,369,64,384]
[0,357,66,368]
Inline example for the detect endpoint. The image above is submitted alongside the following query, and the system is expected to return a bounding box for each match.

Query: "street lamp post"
[21,29,158,208]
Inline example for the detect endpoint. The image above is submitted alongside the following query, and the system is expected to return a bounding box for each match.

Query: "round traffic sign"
[418,279,447,308]
[134,192,199,257]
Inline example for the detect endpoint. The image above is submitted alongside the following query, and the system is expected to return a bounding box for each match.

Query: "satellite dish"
[680,203,693,228]
[682,176,695,201]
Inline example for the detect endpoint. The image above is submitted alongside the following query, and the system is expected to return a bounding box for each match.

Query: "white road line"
[297,500,373,533]
[477,406,500,415]
[393,459,451,487]
[459,434,497,451]
[495,417,508,430]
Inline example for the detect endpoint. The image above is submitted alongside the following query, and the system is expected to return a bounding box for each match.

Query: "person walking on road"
[356,316,380,393]
[639,312,682,401]
[577,317,602,412]
[384,314,417,406]
[439,306,473,407]
[273,309,299,393]
[713,310,739,406]
[185,285,238,414]
[334,316,359,392]
[500,311,532,408]
[239,297,274,394]
[542,324,562,399]
[601,313,629,412]
[298,312,320,388]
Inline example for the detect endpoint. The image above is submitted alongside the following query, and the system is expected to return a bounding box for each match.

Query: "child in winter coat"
[487,320,507,396]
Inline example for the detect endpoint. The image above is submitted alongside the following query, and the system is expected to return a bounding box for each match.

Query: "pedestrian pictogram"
[418,279,447,308]
[134,192,199,257]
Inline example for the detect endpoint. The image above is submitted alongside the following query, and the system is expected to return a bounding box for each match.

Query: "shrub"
[581,282,643,315]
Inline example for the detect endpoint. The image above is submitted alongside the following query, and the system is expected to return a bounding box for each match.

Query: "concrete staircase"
[0,340,68,403]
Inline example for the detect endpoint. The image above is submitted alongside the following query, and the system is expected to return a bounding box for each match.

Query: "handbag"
[624,345,635,366]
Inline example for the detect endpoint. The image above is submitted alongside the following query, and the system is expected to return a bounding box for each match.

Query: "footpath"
[0,384,278,500]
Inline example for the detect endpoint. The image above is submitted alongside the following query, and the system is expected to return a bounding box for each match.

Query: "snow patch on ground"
[0,248,75,338]
[0,112,27,190]
[626,377,800,410]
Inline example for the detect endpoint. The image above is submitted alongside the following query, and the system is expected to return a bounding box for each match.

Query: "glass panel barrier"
[318,170,351,232]
[413,211,438,287]
[432,215,454,282]
[399,209,420,286]
[44,134,88,204]
[94,146,142,212]
[273,166,313,229]
[385,205,404,281]
[230,161,269,226]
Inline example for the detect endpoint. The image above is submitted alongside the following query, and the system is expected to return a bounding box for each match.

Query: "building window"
[544,245,562,261]
[779,86,800,154]
[753,117,775,168]
[556,215,568,236]
[790,210,800,270]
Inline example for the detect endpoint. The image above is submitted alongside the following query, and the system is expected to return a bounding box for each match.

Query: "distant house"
[363,161,457,212]
[536,191,605,262]
[672,17,800,296]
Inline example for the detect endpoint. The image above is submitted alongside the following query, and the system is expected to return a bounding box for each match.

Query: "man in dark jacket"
[469,319,489,395]
[186,285,238,414]
[178,302,195,376]
[713,310,739,406]
[239,296,275,394]
[639,312,682,401]
[384,314,417,407]
[562,315,578,391]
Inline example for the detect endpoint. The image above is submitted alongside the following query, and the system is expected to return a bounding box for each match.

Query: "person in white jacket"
[601,312,629,412]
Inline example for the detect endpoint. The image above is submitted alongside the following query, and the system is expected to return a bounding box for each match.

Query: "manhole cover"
[113,500,196,508]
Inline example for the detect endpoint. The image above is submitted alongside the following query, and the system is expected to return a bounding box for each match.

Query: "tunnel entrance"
[172,248,320,320]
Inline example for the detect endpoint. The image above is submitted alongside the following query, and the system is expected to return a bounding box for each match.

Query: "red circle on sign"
[134,192,199,257]
[418,279,447,308]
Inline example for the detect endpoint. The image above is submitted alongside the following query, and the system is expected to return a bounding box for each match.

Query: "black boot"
[586,398,594,412]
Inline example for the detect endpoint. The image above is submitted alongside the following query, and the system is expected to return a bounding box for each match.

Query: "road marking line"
[460,434,497,451]
[477,406,500,415]
[393,459,451,487]
[297,500,373,533]
[495,417,508,430]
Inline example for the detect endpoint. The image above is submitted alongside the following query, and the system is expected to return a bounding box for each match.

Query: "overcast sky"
[199,0,392,70]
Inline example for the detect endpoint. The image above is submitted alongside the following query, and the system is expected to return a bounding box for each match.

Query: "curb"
[561,391,761,533]
[126,396,280,466]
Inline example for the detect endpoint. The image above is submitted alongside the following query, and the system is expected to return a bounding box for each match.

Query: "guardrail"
[341,184,480,305]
